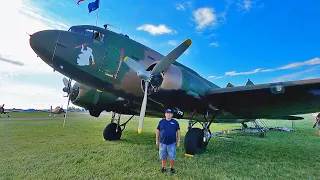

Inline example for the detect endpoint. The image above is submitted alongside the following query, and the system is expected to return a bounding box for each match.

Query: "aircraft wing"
[206,78,320,119]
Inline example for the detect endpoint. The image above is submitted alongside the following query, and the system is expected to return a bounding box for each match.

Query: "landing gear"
[252,120,266,138]
[103,112,134,141]
[240,120,267,137]
[184,110,215,155]
[241,122,248,129]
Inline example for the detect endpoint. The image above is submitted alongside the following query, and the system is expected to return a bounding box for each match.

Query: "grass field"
[0,113,319,179]
[0,112,92,118]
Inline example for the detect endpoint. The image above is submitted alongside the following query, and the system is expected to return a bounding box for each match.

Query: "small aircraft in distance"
[0,104,10,118]
[48,106,66,117]
[30,24,320,155]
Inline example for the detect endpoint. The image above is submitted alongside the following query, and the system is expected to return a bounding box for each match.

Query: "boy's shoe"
[161,167,166,173]
[170,168,176,174]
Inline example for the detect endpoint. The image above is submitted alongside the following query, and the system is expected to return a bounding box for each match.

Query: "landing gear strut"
[240,120,266,137]
[103,112,134,141]
[184,110,215,155]
[252,120,266,138]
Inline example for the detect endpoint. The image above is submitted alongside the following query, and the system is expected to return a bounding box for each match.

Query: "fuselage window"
[68,27,85,34]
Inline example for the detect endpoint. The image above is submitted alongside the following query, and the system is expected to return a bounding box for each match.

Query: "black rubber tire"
[184,128,208,155]
[103,123,122,141]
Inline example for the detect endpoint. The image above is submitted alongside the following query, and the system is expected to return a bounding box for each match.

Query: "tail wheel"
[184,128,208,155]
[103,123,122,141]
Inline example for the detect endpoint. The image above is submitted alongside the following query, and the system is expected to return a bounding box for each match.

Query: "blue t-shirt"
[157,118,180,145]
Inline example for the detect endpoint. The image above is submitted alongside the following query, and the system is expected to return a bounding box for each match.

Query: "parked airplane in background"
[48,106,66,117]
[0,104,10,118]
[29,24,320,155]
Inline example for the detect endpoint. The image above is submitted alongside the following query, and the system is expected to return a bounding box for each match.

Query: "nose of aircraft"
[29,30,61,64]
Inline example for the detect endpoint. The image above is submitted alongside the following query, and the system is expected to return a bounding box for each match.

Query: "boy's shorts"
[159,143,176,160]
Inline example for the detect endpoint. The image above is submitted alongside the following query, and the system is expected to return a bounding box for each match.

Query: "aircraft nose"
[29,30,61,64]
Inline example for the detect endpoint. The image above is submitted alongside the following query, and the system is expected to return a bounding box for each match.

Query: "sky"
[0,0,320,109]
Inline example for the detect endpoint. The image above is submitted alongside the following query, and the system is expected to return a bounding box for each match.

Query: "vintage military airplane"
[29,24,320,155]
[48,106,66,117]
[0,104,10,117]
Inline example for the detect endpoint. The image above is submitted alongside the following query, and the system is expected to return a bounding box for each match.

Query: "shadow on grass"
[119,129,156,145]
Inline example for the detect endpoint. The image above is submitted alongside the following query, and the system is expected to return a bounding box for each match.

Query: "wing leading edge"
[206,78,320,119]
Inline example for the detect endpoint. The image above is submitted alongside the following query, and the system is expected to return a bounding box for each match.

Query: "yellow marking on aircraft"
[184,154,194,157]
[186,39,192,46]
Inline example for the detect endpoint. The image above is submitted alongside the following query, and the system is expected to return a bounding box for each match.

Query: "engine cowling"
[68,82,118,114]
[141,63,183,94]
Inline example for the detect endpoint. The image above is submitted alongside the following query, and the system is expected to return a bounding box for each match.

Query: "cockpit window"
[93,30,105,42]
[68,27,105,43]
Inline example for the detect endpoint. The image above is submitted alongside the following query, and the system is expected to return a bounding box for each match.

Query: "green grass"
[1,112,91,118]
[0,115,319,179]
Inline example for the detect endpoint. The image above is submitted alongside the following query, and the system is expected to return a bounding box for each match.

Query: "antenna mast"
[126,5,141,35]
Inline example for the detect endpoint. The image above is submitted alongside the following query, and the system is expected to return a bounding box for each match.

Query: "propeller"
[123,39,192,134]
[62,77,72,126]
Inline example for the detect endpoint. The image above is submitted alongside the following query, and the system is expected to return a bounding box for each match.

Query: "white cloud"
[0,0,73,109]
[193,7,217,30]
[176,4,185,11]
[208,75,223,79]
[0,0,69,76]
[0,81,66,109]
[225,68,262,76]
[218,0,232,24]
[168,40,178,46]
[209,42,219,47]
[136,24,175,35]
[208,57,320,78]
[238,0,253,12]
[278,58,320,70]
[272,68,317,83]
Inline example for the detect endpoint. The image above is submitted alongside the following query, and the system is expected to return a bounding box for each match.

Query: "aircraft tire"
[103,123,122,141]
[184,128,208,155]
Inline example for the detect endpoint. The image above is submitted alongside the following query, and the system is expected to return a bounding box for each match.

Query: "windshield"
[68,27,105,43]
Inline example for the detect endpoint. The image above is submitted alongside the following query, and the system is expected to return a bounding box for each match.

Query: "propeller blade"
[63,97,71,127]
[123,56,145,73]
[137,81,149,134]
[63,77,69,87]
[151,39,191,74]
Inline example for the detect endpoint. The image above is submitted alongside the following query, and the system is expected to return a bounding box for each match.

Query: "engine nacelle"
[69,82,118,113]
[142,63,183,94]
